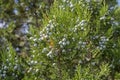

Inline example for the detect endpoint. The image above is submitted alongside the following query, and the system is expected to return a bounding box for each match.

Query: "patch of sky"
[117,0,120,6]
[0,20,8,29]
[20,23,29,34]
[13,9,18,15]
[14,0,19,4]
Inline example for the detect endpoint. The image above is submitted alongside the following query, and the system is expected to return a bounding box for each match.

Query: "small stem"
[35,12,39,27]
[57,51,62,80]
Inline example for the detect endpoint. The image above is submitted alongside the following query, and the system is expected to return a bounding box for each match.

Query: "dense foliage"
[0,0,120,80]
